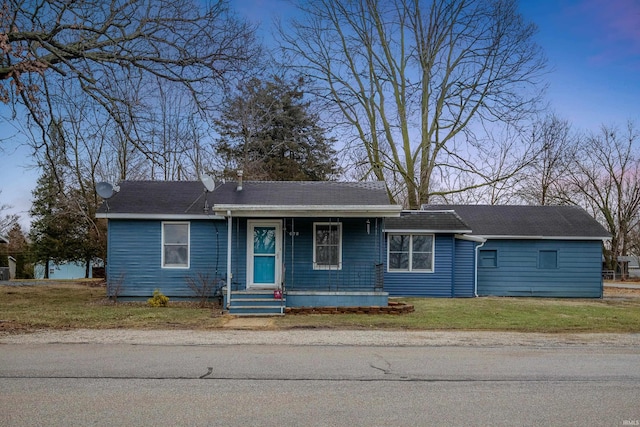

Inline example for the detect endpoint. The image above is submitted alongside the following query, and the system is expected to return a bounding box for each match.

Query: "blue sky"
[1,0,639,230]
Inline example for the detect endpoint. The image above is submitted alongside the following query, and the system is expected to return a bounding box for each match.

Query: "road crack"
[199,367,213,379]
[369,353,409,379]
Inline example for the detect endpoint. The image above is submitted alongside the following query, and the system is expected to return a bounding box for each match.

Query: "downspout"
[226,211,232,310]
[451,235,455,298]
[474,240,486,298]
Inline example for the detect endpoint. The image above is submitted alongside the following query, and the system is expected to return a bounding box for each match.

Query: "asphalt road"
[1,342,639,426]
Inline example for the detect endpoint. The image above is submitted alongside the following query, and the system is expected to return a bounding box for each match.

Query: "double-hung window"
[314,222,342,270]
[162,222,190,268]
[388,234,434,272]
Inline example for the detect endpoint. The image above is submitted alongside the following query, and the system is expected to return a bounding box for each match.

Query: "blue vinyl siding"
[453,239,476,297]
[229,218,247,290]
[282,218,383,291]
[384,234,458,297]
[107,219,227,298]
[108,217,384,297]
[477,239,603,297]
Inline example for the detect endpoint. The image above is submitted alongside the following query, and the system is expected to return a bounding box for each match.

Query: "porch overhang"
[213,204,403,218]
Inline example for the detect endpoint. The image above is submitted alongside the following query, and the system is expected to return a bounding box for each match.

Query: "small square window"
[479,249,497,268]
[538,250,558,269]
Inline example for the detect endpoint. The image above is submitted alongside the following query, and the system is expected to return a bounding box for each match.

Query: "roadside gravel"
[2,328,639,347]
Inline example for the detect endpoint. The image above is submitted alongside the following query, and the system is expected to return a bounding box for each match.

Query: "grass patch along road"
[0,283,226,333]
[277,296,640,333]
[1,283,639,334]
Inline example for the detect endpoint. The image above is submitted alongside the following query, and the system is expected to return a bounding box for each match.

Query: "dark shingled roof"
[97,181,205,215]
[385,210,471,233]
[423,205,610,238]
[97,180,392,215]
[211,181,390,206]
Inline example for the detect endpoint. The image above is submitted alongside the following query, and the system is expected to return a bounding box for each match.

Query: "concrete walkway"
[223,317,275,329]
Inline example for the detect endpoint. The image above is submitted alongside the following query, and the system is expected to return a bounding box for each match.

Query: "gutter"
[473,235,610,241]
[212,204,403,218]
[95,213,226,220]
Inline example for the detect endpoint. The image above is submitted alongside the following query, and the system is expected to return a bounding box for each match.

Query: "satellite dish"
[96,182,115,199]
[200,173,215,192]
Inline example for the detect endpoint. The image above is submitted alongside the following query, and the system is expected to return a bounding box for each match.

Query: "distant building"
[34,261,94,280]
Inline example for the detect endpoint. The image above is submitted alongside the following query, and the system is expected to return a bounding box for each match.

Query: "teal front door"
[247,220,282,288]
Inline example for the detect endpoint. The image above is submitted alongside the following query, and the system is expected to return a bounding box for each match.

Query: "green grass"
[0,284,225,331]
[1,283,640,333]
[275,297,640,333]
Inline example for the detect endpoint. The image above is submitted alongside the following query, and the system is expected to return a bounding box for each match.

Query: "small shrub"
[184,272,224,307]
[107,272,126,304]
[147,289,169,307]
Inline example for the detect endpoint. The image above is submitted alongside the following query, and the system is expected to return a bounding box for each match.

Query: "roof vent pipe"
[236,170,243,192]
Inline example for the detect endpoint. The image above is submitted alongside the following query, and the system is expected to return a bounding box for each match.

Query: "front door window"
[253,226,276,284]
[247,221,281,288]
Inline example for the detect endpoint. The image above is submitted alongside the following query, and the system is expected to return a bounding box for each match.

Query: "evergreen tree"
[28,120,104,278]
[214,76,341,181]
[0,239,7,268]
[29,170,105,278]
[30,171,73,277]
[7,224,32,279]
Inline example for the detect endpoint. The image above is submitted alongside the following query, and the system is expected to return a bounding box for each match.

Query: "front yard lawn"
[1,283,639,333]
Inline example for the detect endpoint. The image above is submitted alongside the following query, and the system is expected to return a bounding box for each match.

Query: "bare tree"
[147,82,214,181]
[569,122,640,271]
[432,124,539,205]
[1,0,259,173]
[279,0,547,208]
[516,114,577,205]
[0,190,19,235]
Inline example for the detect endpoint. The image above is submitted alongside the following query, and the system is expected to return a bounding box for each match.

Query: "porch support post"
[226,211,232,309]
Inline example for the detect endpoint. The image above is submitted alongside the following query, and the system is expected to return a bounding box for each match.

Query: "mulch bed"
[284,301,415,315]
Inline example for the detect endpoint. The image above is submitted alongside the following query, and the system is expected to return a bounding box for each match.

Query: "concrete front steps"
[228,290,286,316]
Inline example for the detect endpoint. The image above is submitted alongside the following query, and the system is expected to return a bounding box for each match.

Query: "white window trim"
[313,222,342,270]
[161,221,190,269]
[246,220,282,288]
[387,233,435,273]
